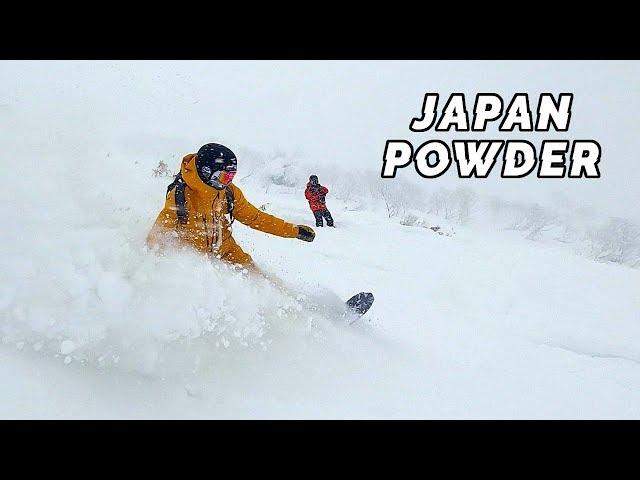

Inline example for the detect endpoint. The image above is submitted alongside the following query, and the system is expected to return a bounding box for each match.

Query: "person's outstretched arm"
[231,185,301,238]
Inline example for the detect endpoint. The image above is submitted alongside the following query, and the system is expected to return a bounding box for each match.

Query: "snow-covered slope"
[1,145,640,419]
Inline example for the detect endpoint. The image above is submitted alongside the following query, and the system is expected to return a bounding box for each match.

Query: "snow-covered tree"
[587,217,640,267]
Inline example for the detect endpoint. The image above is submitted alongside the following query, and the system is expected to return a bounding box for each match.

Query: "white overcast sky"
[1,60,638,220]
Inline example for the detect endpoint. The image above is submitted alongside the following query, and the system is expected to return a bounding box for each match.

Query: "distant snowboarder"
[305,175,334,227]
[146,143,316,270]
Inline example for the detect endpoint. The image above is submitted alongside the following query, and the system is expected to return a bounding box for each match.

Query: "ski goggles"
[202,168,237,189]
[216,169,236,186]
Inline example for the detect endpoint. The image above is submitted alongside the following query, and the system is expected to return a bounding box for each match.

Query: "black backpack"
[166,173,235,226]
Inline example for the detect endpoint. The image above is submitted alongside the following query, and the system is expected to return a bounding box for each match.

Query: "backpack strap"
[225,186,235,225]
[166,173,188,225]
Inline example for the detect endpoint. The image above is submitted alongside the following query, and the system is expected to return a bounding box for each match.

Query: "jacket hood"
[180,153,220,197]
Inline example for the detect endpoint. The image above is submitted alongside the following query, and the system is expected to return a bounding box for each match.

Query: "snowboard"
[344,292,375,323]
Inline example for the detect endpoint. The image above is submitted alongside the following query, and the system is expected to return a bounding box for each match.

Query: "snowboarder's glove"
[297,225,315,242]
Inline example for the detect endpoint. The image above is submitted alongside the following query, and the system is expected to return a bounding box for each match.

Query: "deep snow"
[1,140,640,419]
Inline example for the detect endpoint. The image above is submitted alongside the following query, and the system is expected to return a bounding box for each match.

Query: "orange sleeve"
[231,185,299,238]
[146,191,179,249]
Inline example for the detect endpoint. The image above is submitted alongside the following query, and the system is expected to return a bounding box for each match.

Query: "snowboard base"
[345,292,374,321]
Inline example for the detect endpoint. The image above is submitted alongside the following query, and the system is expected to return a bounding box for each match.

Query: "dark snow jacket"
[305,183,329,212]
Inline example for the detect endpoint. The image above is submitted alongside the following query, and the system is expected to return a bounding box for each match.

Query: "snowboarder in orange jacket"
[147,143,316,268]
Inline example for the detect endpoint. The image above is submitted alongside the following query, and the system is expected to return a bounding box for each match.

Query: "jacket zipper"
[203,214,210,250]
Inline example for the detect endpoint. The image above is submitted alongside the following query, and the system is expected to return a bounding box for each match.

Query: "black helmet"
[195,143,237,190]
[309,175,319,185]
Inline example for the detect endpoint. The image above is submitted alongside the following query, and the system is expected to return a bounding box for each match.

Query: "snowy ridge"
[230,145,640,271]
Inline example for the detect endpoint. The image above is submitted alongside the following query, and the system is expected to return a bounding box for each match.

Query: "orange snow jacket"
[146,153,299,266]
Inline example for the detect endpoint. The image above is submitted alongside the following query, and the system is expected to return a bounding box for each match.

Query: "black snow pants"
[313,209,334,227]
